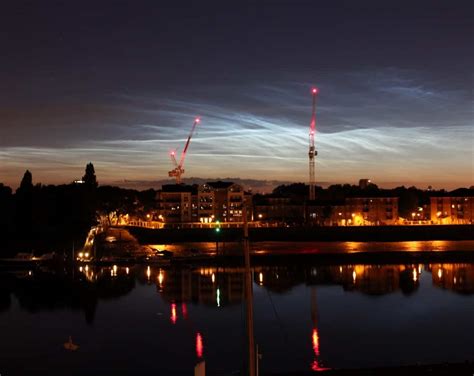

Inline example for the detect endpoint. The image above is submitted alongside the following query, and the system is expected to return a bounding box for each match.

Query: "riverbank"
[128,224,473,243]
[90,226,474,266]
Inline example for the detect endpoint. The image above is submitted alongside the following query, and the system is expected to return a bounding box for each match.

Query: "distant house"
[343,197,399,225]
[156,181,251,224]
[157,184,197,223]
[254,195,305,224]
[205,181,245,222]
[308,197,399,226]
[430,196,473,224]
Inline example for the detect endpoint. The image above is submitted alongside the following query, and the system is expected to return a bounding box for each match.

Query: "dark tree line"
[0,163,157,256]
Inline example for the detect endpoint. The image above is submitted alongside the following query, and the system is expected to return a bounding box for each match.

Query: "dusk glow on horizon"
[1,2,472,190]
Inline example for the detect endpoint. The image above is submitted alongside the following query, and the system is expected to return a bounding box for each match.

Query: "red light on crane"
[195,117,200,123]
[312,88,318,94]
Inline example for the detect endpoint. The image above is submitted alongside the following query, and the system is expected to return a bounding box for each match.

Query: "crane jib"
[179,119,200,168]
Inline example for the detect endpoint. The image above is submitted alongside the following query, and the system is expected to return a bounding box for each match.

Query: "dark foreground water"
[1,260,473,374]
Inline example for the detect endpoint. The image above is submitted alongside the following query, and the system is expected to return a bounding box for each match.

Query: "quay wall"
[128,224,474,244]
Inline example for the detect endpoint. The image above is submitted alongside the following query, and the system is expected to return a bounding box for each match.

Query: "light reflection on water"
[151,240,474,255]
[0,261,473,373]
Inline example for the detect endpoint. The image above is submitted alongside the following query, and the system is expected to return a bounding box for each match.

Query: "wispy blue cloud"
[1,68,472,189]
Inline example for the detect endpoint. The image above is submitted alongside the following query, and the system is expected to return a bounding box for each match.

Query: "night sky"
[1,1,472,189]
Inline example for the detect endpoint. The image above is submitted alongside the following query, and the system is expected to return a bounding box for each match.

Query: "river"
[1,247,473,374]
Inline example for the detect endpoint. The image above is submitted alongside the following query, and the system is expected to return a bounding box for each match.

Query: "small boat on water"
[63,336,79,351]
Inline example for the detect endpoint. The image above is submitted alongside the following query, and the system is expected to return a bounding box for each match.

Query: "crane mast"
[168,117,200,184]
[309,88,318,201]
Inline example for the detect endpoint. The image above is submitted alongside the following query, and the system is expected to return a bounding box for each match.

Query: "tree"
[272,183,308,198]
[14,170,34,236]
[18,170,33,193]
[82,163,98,187]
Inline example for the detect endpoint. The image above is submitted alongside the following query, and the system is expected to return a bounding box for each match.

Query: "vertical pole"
[243,207,256,376]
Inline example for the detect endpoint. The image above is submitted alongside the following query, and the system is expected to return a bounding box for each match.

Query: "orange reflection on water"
[312,328,320,356]
[170,303,177,324]
[181,303,188,320]
[196,332,203,358]
[311,328,329,372]
[311,360,329,372]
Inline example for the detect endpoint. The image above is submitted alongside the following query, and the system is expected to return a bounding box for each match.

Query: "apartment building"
[430,196,473,224]
[157,181,248,223]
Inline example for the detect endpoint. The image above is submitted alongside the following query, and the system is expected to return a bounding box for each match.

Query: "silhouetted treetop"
[17,170,33,193]
[83,163,98,187]
[272,183,308,197]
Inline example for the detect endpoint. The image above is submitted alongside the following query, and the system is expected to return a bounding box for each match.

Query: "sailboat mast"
[243,207,256,376]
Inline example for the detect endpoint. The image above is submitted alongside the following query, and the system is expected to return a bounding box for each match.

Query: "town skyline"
[2,171,473,193]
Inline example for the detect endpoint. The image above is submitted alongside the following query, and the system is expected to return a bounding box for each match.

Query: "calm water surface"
[1,259,474,374]
[158,239,474,255]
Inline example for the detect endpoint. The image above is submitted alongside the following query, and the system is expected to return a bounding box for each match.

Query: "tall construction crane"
[308,88,318,201]
[168,117,200,184]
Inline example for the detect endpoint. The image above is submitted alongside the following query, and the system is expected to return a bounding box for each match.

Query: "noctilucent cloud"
[1,2,472,189]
